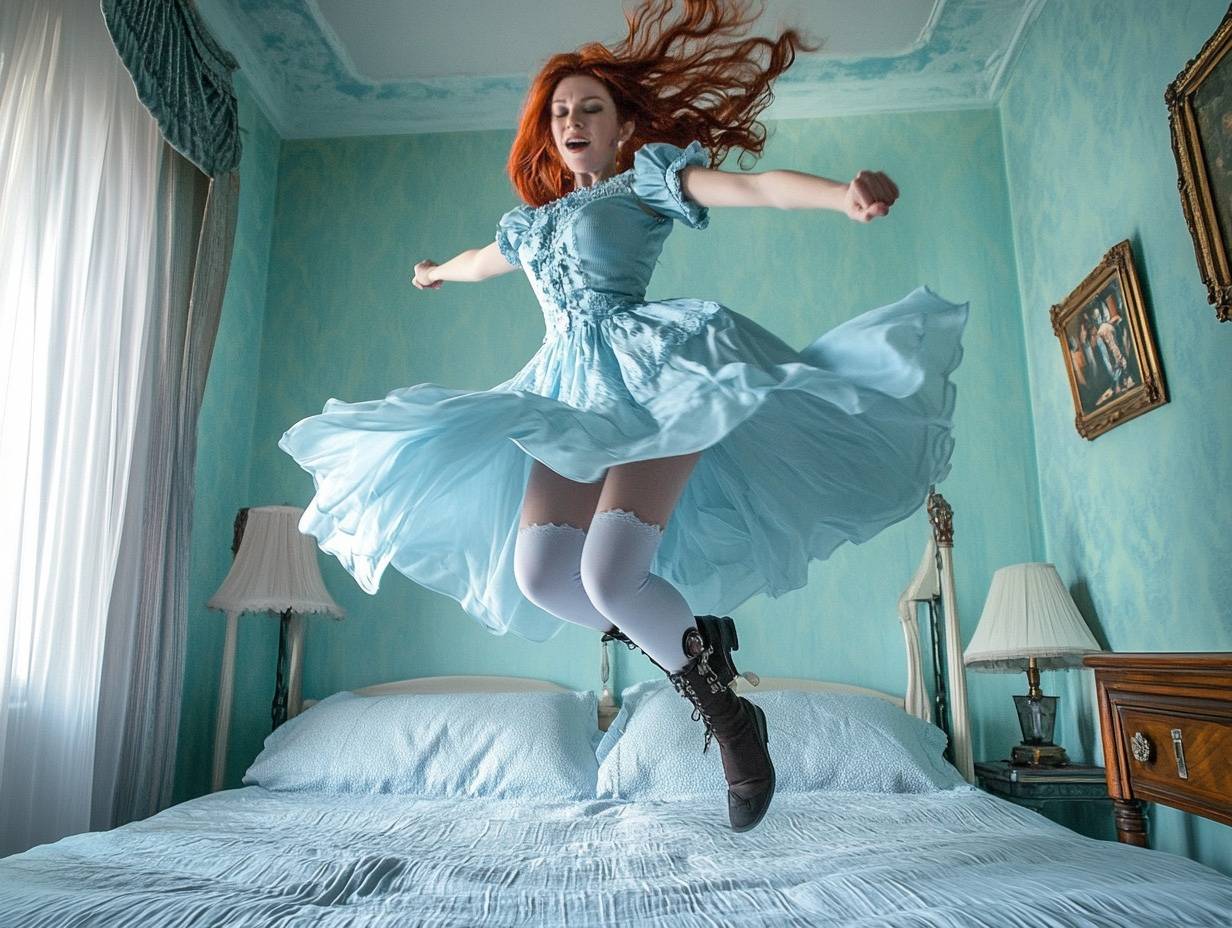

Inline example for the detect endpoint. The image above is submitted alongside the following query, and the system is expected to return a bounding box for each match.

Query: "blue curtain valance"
[100,0,242,177]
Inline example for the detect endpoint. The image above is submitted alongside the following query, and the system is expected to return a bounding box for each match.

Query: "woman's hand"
[412,260,442,289]
[842,170,899,223]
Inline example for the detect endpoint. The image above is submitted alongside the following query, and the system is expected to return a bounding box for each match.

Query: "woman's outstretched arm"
[413,241,520,289]
[680,165,899,223]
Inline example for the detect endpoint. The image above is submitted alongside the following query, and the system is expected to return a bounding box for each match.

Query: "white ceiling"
[195,0,1048,139]
[314,0,941,82]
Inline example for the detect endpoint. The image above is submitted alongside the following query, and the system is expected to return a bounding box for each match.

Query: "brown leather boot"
[667,627,775,833]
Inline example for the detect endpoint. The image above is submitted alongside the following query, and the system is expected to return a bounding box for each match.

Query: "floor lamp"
[206,504,344,791]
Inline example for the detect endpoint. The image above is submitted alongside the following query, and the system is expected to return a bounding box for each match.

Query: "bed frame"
[301,488,974,784]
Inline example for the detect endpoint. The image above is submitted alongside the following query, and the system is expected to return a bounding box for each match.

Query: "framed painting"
[1049,240,1167,440]
[1167,3,1232,323]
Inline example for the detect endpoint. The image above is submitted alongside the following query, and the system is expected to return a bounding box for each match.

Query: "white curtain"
[0,0,167,856]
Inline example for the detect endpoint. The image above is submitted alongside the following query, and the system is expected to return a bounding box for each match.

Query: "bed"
[2,492,1231,927]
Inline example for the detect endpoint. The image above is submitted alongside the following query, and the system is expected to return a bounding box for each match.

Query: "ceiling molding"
[198,0,1048,140]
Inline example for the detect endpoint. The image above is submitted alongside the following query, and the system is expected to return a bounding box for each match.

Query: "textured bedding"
[2,785,1230,927]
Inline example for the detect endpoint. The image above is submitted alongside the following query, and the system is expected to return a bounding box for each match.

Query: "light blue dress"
[278,140,971,641]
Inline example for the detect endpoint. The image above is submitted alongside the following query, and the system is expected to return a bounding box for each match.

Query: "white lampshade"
[207,505,344,618]
[964,562,1101,672]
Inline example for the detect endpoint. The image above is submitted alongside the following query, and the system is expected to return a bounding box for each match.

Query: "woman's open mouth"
[565,138,590,152]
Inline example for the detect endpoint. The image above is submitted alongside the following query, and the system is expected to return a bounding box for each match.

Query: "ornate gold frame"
[1049,240,1167,440]
[1166,4,1232,323]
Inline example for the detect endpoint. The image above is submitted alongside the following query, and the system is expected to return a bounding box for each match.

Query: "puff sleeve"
[630,139,711,229]
[495,205,532,265]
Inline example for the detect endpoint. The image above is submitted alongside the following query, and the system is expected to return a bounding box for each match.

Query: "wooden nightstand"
[975,760,1113,817]
[1084,652,1232,848]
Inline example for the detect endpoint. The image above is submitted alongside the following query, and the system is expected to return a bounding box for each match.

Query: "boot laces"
[605,627,760,750]
[667,644,726,754]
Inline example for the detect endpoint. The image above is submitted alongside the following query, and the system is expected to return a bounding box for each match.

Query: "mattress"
[1,785,1230,926]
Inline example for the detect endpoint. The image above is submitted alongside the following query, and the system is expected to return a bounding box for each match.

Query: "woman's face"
[549,74,632,179]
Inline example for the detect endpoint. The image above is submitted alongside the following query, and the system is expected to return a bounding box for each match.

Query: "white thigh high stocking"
[513,523,614,634]
[579,508,695,673]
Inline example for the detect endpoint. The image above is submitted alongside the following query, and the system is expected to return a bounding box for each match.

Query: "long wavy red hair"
[505,0,821,207]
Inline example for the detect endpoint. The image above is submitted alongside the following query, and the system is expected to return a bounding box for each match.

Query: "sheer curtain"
[0,0,184,855]
[90,146,227,833]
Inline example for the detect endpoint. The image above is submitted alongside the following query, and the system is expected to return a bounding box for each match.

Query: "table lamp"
[963,562,1103,766]
[206,504,344,791]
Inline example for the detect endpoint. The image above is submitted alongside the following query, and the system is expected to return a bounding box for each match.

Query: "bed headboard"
[300,489,974,784]
[912,490,973,781]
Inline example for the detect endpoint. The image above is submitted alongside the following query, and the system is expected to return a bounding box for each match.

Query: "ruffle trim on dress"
[539,170,634,218]
[495,204,532,266]
[663,141,710,230]
[496,226,522,265]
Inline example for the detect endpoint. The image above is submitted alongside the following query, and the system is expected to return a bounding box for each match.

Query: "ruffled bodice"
[496,141,711,338]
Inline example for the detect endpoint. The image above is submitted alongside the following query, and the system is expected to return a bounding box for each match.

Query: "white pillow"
[243,689,600,800]
[596,680,971,799]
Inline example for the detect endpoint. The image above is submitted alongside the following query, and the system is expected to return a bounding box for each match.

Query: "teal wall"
[998,0,1232,873]
[177,0,1230,876]
[175,72,281,803]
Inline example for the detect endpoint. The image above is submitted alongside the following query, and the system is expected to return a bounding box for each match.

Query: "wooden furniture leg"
[1114,798,1148,847]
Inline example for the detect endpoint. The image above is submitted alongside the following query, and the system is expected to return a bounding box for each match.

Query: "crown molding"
[198,0,1047,141]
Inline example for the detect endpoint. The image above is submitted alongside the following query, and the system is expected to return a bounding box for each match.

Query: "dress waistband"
[542,291,639,336]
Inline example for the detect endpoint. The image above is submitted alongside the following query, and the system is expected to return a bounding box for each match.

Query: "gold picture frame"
[1049,240,1167,440]
[1166,3,1232,323]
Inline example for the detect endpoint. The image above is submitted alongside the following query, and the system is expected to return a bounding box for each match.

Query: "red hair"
[505,0,821,206]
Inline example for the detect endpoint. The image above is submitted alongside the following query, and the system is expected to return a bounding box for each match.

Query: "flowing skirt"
[278,285,970,641]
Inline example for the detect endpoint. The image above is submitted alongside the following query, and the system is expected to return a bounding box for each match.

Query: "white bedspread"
[1,785,1230,926]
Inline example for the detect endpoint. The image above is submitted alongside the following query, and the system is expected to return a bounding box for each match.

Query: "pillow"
[596,679,971,800]
[243,689,600,800]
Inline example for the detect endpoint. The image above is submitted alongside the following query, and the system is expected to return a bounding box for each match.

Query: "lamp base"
[1011,742,1070,766]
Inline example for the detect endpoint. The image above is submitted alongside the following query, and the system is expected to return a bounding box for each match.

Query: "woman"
[279,0,970,834]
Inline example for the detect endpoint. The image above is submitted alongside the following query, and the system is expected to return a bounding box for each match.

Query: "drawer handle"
[1130,731,1153,763]
[1171,728,1189,780]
